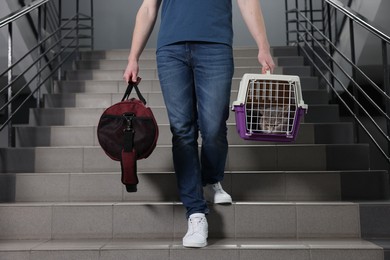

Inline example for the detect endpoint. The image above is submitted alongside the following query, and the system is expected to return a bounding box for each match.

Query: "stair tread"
[35,103,335,107]
[75,56,304,68]
[0,238,382,251]
[44,89,324,98]
[56,76,318,83]
[0,143,369,149]
[0,201,364,206]
[1,139,371,174]
[66,66,309,72]
[0,238,383,260]
[25,105,342,125]
[13,122,352,128]
[2,169,386,175]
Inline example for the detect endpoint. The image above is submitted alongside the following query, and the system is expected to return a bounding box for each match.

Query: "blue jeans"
[156,42,234,218]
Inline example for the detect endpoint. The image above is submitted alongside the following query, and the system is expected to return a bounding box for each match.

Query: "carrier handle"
[122,77,146,104]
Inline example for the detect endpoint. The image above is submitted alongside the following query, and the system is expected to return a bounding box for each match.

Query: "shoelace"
[189,217,206,234]
[212,183,223,192]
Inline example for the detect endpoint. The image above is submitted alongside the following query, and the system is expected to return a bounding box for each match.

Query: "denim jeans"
[156,42,234,218]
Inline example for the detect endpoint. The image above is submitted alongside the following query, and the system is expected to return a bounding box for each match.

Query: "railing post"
[308,0,316,77]
[334,10,339,44]
[285,0,289,45]
[383,40,390,163]
[7,23,14,147]
[309,0,314,48]
[349,19,360,143]
[57,0,62,81]
[304,0,308,43]
[90,0,94,50]
[37,5,42,108]
[326,2,332,42]
[326,2,336,103]
[295,0,299,45]
[76,0,80,59]
[321,0,326,40]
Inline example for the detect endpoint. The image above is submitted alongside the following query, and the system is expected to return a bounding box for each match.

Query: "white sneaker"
[205,182,232,204]
[183,213,208,248]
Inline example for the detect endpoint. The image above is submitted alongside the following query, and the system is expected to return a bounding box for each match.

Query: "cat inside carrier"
[232,73,308,142]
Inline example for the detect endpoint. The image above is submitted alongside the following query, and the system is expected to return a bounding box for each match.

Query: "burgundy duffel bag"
[97,78,159,192]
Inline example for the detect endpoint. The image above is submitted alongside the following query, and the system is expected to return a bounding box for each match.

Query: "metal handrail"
[285,0,390,165]
[298,40,388,161]
[327,0,390,43]
[0,0,94,146]
[296,14,390,143]
[0,0,50,28]
[0,18,79,105]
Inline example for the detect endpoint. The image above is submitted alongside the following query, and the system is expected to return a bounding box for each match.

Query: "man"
[123,0,275,248]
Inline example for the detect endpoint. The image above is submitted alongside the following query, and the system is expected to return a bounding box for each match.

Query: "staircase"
[0,46,390,259]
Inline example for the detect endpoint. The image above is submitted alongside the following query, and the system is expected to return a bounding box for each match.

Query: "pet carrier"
[232,73,308,142]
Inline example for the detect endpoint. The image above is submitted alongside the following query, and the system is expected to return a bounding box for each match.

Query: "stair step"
[14,122,354,147]
[78,46,300,60]
[54,76,320,94]
[302,89,329,104]
[28,107,169,125]
[65,69,157,81]
[65,66,311,81]
[1,170,387,203]
[271,46,299,57]
[0,144,370,173]
[276,56,305,66]
[300,76,319,90]
[43,88,327,109]
[303,104,340,123]
[0,238,384,260]
[0,238,383,260]
[54,80,123,94]
[0,202,361,240]
[75,56,305,70]
[235,46,300,57]
[27,104,339,126]
[369,239,390,260]
[42,92,206,108]
[360,202,390,238]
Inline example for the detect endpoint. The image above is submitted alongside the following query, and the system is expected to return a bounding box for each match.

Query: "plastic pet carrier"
[232,73,308,142]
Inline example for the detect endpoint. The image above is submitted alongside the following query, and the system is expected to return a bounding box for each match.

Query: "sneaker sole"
[214,196,233,204]
[183,241,208,248]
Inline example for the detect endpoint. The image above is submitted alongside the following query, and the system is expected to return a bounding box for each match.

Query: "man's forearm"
[237,0,270,50]
[128,2,160,62]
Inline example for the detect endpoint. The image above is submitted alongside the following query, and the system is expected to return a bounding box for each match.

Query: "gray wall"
[89,0,286,50]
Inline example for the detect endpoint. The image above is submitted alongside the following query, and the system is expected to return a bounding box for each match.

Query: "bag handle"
[121,77,146,104]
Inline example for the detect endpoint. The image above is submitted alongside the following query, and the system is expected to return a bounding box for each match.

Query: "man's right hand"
[123,60,139,83]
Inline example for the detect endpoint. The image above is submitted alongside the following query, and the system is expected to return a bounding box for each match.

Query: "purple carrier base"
[233,104,306,142]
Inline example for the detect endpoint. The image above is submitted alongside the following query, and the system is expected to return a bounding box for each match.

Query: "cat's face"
[244,79,297,134]
[259,106,289,133]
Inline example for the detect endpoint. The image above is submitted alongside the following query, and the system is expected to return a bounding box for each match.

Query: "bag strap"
[121,77,146,104]
[121,113,138,192]
[121,149,138,192]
